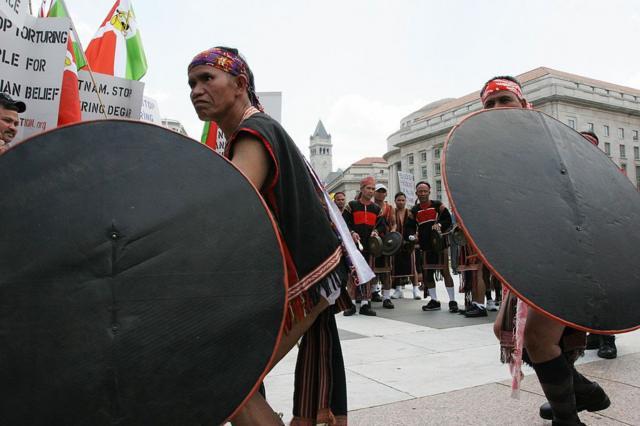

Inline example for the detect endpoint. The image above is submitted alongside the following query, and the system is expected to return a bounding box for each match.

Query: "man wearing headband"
[483,76,610,425]
[342,176,386,316]
[188,47,351,425]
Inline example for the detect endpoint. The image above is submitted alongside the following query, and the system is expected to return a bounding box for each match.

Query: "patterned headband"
[188,47,263,111]
[481,78,526,105]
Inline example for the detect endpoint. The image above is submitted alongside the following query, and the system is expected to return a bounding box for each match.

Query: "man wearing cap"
[372,183,396,308]
[483,76,609,425]
[343,176,386,316]
[0,93,26,148]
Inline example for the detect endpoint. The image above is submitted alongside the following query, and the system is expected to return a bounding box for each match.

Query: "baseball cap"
[0,92,26,113]
[375,183,387,192]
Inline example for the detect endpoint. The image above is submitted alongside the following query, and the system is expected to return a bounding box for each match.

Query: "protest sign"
[398,171,416,205]
[0,4,68,140]
[140,96,161,124]
[77,70,144,121]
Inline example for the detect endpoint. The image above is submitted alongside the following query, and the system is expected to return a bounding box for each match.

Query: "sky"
[47,0,640,170]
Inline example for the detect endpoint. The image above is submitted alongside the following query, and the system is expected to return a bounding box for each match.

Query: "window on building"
[637,166,640,189]
[634,146,639,160]
[568,119,576,129]
[587,122,594,132]
[435,163,441,176]
[604,125,610,137]
[620,144,626,158]
[421,166,428,178]
[408,154,414,165]
[420,150,427,162]
[434,148,441,160]
[618,128,625,139]
[604,142,611,155]
[409,168,414,176]
[436,180,442,197]
[633,130,639,141]
[620,163,627,175]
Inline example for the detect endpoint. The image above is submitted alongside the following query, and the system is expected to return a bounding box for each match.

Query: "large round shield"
[0,120,286,425]
[443,108,640,333]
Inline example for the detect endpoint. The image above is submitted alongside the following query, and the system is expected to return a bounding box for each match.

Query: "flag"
[84,0,147,80]
[57,34,82,125]
[201,121,226,154]
[38,0,87,69]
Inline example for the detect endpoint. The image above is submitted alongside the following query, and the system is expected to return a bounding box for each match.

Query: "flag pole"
[58,0,109,119]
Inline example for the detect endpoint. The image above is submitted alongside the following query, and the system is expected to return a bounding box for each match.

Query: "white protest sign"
[140,96,161,124]
[78,70,144,120]
[0,7,68,141]
[398,171,416,205]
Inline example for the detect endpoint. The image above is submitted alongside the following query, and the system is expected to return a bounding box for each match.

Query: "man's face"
[361,184,375,200]
[395,195,406,210]
[0,107,19,144]
[334,193,346,210]
[374,189,387,202]
[483,91,523,109]
[416,184,431,202]
[188,65,243,122]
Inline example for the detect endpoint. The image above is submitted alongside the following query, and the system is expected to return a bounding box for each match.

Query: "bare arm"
[229,135,271,190]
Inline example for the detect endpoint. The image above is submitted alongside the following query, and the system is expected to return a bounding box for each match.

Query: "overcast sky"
[55,0,640,170]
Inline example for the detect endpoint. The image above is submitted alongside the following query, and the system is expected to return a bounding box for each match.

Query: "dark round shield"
[381,231,403,256]
[369,235,383,257]
[0,120,286,425]
[444,108,640,333]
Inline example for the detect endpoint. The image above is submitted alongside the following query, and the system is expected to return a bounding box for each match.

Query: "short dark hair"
[480,75,522,96]
[394,192,406,200]
[580,131,599,143]
[415,181,431,189]
[334,191,345,197]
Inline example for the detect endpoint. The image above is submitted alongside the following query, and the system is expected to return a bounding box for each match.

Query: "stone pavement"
[264,279,640,425]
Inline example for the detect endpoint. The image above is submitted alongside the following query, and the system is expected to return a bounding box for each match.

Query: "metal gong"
[443,108,640,333]
[0,120,286,425]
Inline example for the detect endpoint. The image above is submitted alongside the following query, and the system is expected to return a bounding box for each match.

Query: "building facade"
[325,157,389,200]
[309,120,333,182]
[384,67,640,205]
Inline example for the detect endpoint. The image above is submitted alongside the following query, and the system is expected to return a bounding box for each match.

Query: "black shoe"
[421,299,441,311]
[464,304,487,317]
[371,292,383,302]
[343,305,356,317]
[598,335,617,359]
[382,299,395,309]
[539,382,611,420]
[586,333,601,350]
[448,301,459,313]
[359,304,377,316]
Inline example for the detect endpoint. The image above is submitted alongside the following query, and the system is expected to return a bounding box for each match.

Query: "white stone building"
[325,157,389,200]
[384,67,640,205]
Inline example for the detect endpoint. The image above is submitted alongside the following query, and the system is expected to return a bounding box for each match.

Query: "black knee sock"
[532,355,580,423]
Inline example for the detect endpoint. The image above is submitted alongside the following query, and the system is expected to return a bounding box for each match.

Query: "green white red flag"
[84,0,148,81]
[38,0,87,69]
[201,121,226,154]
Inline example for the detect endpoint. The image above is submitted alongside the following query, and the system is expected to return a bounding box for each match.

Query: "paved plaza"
[265,278,640,425]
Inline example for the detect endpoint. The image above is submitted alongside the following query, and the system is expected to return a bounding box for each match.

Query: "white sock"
[383,289,391,300]
[395,286,403,291]
[376,283,382,292]
[361,300,369,306]
[446,287,455,302]
[413,286,420,295]
[428,288,438,300]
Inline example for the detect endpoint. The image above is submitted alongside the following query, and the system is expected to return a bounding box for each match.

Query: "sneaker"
[382,299,395,309]
[371,292,383,302]
[421,299,441,311]
[486,299,498,311]
[448,301,459,313]
[586,333,601,350]
[539,382,611,420]
[412,288,421,300]
[359,304,377,316]
[391,288,404,299]
[464,304,488,317]
[343,305,356,317]
[598,335,617,359]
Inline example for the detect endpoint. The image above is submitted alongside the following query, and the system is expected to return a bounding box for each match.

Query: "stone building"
[325,157,388,200]
[384,67,640,205]
[309,120,333,183]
